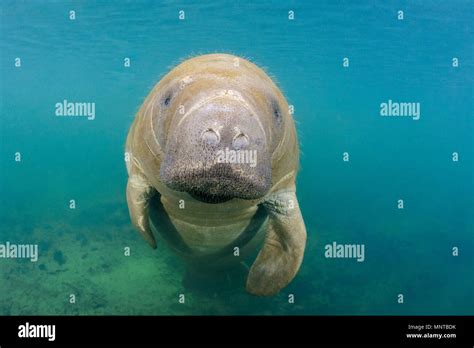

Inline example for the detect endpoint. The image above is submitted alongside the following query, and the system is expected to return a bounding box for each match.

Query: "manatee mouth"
[161,163,271,204]
[188,191,233,204]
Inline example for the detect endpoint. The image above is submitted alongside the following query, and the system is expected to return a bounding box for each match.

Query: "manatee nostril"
[201,129,220,146]
[233,133,249,150]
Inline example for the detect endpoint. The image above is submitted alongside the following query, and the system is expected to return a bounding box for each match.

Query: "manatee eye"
[271,99,282,125]
[162,91,173,107]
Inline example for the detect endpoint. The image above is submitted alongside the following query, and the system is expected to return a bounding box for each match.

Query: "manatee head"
[147,54,288,204]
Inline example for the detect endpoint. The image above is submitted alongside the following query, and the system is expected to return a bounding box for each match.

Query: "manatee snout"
[160,92,271,203]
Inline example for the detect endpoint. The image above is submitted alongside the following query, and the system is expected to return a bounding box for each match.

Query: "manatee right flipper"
[246,190,307,296]
[126,157,157,249]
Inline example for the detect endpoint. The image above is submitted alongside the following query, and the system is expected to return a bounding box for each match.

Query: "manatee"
[125,53,306,296]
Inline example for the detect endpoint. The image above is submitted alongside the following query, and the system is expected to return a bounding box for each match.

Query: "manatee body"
[125,54,306,296]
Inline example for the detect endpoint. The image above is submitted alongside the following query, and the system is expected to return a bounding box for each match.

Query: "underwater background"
[1,0,473,315]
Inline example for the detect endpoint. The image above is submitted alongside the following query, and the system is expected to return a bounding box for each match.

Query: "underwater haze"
[1,0,473,315]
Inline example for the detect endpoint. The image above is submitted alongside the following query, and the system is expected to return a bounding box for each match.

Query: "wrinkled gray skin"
[125,54,307,296]
[160,89,271,203]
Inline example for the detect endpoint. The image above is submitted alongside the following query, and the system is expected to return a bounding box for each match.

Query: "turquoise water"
[1,0,473,315]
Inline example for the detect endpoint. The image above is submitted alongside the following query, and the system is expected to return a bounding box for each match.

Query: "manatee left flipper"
[246,191,307,296]
[126,158,157,249]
